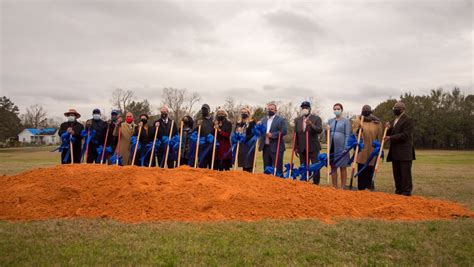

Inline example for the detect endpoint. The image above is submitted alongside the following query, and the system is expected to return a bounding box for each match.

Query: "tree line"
[373,88,473,149]
[1,87,472,149]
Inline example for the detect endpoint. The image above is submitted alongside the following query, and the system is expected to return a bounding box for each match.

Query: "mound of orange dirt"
[0,164,472,223]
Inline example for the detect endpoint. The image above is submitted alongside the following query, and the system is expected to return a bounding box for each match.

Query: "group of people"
[59,100,415,196]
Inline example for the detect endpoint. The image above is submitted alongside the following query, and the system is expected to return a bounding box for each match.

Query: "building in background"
[17,128,59,145]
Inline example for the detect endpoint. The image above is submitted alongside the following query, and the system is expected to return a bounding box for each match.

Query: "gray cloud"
[1,0,472,120]
[263,8,328,56]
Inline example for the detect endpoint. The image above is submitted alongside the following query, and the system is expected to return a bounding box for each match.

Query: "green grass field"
[0,147,473,265]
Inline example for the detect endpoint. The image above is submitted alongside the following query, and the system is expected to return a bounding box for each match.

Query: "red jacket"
[216,120,232,160]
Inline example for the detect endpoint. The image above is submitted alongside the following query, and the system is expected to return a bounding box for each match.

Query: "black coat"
[294,114,323,153]
[194,116,214,136]
[58,121,84,146]
[85,119,108,146]
[154,118,178,139]
[387,114,416,162]
[58,120,84,163]
[235,120,256,168]
[133,124,154,144]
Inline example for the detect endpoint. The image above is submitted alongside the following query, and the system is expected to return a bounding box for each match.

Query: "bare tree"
[161,87,201,121]
[221,96,242,125]
[111,88,135,114]
[22,104,48,128]
[277,101,297,126]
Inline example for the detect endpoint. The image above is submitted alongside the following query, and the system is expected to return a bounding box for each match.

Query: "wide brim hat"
[64,108,81,119]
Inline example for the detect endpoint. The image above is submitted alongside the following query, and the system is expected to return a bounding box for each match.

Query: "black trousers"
[61,144,81,164]
[299,150,320,185]
[215,159,232,171]
[156,151,175,168]
[198,148,212,169]
[263,145,284,175]
[86,143,99,163]
[357,163,374,190]
[391,160,413,196]
[179,158,189,166]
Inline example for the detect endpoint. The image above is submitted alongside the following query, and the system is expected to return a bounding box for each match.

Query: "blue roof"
[26,128,57,135]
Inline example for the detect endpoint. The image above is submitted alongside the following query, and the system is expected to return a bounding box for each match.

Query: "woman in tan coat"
[352,105,383,190]
[113,112,136,165]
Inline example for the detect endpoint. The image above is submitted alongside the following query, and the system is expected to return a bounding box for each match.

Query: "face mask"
[161,113,168,119]
[125,117,133,123]
[111,116,117,122]
[67,115,76,122]
[217,115,225,121]
[93,114,101,120]
[140,118,148,124]
[300,109,309,116]
[201,109,209,116]
[393,108,402,116]
[241,113,249,119]
[362,110,371,117]
[334,110,342,117]
[267,110,275,117]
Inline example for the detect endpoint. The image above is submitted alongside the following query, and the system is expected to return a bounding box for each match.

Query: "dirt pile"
[0,165,472,223]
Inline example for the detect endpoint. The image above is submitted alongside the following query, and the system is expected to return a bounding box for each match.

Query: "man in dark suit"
[384,101,416,196]
[194,104,214,169]
[294,101,323,184]
[258,102,287,175]
[154,106,178,168]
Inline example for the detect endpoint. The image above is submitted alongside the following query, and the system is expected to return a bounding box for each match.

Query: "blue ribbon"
[141,139,162,166]
[264,166,283,177]
[170,134,180,151]
[230,132,246,160]
[354,140,384,177]
[283,153,328,181]
[332,134,364,164]
[96,145,113,163]
[246,124,266,157]
[109,153,122,166]
[188,132,216,167]
[53,132,76,163]
[129,136,143,165]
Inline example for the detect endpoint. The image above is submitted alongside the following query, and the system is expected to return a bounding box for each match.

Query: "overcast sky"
[1,0,472,121]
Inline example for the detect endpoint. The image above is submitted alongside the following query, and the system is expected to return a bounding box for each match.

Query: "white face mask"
[300,109,309,116]
[67,115,76,122]
[93,114,101,120]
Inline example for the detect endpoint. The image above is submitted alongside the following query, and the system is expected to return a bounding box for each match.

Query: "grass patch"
[0,219,473,265]
[0,147,473,265]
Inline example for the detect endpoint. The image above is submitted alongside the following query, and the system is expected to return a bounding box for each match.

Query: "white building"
[18,128,60,145]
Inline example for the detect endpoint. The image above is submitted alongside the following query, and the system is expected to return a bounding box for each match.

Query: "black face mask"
[201,109,209,117]
[393,108,402,116]
[161,113,168,119]
[140,118,148,124]
[267,110,275,117]
[217,115,225,121]
[361,110,371,117]
[241,113,249,119]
